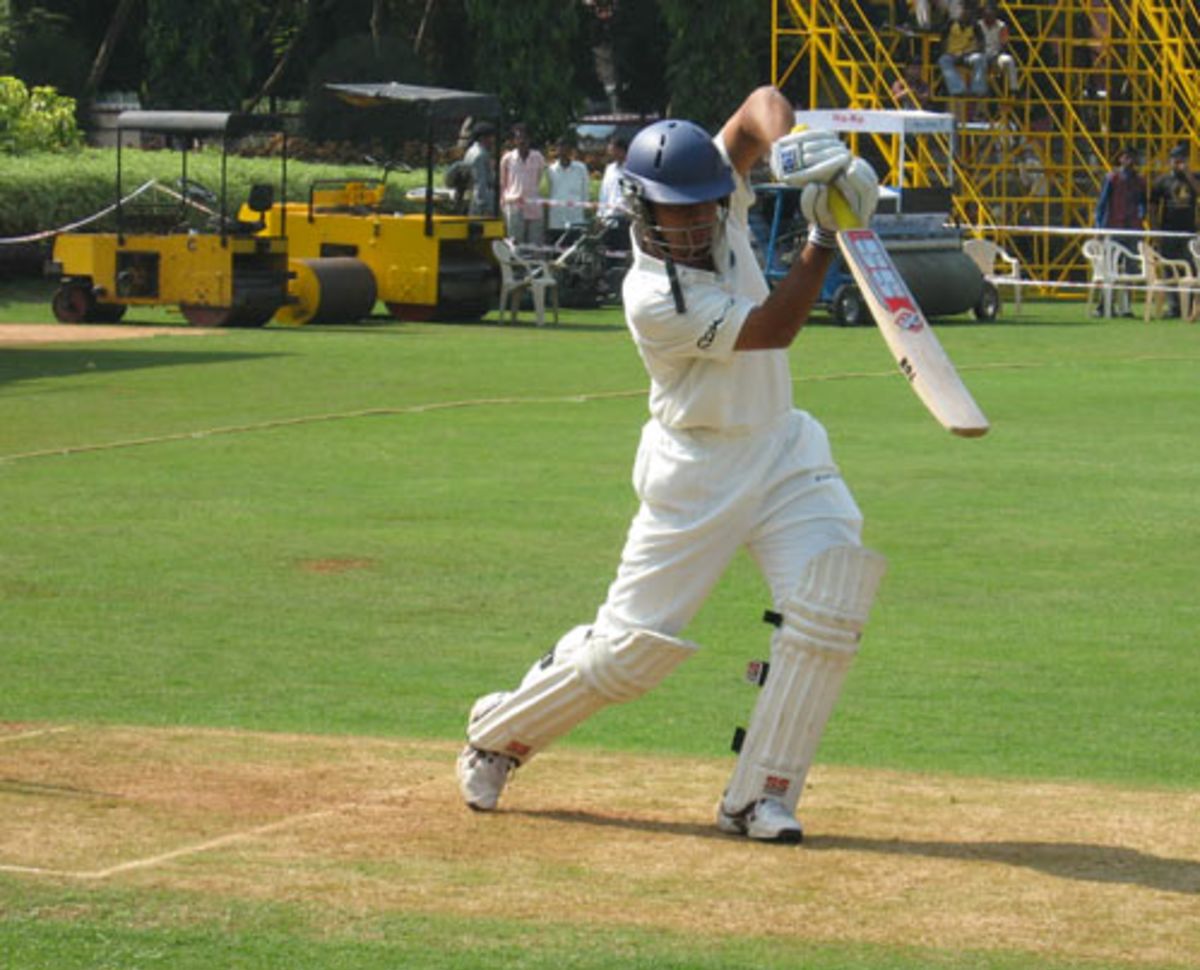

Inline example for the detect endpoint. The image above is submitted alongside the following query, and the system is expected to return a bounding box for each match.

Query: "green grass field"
[1,281,1197,969]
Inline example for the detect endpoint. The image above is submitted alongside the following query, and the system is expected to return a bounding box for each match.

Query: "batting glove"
[769,129,851,188]
[801,157,880,246]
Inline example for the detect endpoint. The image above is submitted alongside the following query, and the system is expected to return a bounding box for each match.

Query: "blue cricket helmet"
[622,119,735,206]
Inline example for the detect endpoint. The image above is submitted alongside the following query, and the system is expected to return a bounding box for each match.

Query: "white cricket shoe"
[456,746,516,811]
[716,797,804,843]
[456,692,516,811]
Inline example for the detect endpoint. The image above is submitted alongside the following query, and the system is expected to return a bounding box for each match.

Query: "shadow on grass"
[0,346,284,387]
[806,834,1200,895]
[512,808,1200,895]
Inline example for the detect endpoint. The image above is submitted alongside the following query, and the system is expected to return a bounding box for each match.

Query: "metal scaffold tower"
[772,0,1200,289]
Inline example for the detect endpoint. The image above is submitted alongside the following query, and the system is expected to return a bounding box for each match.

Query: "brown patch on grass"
[295,557,376,574]
[0,324,216,345]
[1,726,1196,965]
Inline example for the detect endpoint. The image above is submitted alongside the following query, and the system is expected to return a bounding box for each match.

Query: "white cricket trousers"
[593,409,863,638]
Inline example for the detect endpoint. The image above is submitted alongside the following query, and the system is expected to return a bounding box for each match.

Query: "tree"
[659,0,763,130]
[608,0,668,116]
[463,0,594,143]
[242,0,311,111]
[82,0,137,97]
[143,0,255,109]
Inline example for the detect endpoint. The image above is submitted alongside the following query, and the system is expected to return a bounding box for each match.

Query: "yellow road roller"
[250,83,504,323]
[48,111,292,327]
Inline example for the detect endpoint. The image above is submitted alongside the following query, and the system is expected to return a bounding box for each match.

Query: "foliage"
[0,74,81,152]
[464,0,593,143]
[608,1,669,116]
[142,0,255,109]
[4,4,89,96]
[300,32,428,148]
[660,0,764,130]
[0,1,776,149]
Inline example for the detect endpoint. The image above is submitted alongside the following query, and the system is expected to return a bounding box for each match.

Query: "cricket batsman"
[457,85,886,843]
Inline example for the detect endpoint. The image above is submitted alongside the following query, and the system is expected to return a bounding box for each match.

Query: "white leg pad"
[468,627,699,763]
[722,544,887,815]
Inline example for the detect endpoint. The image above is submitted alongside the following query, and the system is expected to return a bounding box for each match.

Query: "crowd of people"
[454,118,631,252]
[887,0,1021,120]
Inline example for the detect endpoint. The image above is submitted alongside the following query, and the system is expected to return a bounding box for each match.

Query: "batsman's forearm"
[735,243,834,350]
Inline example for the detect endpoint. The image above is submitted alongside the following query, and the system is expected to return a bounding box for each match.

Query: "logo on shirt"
[697,299,734,350]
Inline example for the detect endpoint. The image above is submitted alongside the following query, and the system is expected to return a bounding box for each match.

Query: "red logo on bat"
[893,308,924,333]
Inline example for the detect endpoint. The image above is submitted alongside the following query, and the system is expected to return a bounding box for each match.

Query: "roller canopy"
[326,83,501,118]
[115,111,286,137]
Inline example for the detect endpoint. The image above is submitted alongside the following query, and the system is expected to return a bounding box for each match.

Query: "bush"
[0,145,430,242]
[0,76,83,154]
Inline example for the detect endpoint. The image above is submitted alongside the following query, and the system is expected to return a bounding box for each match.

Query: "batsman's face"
[651,199,726,268]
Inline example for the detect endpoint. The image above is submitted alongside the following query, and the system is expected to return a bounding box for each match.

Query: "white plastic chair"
[1083,237,1145,317]
[963,237,1023,316]
[1188,236,1200,321]
[1138,240,1199,321]
[491,238,559,326]
[1081,238,1110,316]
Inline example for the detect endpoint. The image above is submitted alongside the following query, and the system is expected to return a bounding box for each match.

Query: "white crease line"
[0,808,334,880]
[0,776,440,881]
[0,726,74,745]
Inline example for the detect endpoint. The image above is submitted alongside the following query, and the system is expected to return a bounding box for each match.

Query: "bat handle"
[827,186,862,231]
[788,125,862,231]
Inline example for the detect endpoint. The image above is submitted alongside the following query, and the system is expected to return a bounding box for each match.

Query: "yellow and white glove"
[800,157,880,249]
[769,128,851,188]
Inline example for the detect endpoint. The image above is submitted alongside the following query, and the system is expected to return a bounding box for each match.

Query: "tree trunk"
[84,0,140,98]
[371,0,385,57]
[413,0,436,55]
[243,1,311,112]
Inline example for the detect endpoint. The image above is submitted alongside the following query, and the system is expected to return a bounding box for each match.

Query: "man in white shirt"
[457,87,887,844]
[597,134,631,254]
[545,137,590,244]
[977,2,1019,93]
[499,122,547,245]
[597,133,629,221]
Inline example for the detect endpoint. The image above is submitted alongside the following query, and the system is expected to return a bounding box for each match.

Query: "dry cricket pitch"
[1,723,1197,965]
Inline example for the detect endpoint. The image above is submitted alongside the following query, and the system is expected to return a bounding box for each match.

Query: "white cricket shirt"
[622,140,792,434]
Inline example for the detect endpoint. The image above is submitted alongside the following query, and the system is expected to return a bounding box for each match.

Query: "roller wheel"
[973,281,1000,322]
[832,283,866,327]
[386,302,435,322]
[180,304,274,328]
[52,282,96,323]
[92,303,127,323]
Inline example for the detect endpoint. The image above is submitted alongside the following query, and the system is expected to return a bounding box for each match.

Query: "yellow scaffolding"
[772,0,1200,289]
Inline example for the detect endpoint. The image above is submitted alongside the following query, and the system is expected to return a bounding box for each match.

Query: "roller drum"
[435,249,498,321]
[277,257,377,326]
[888,248,984,318]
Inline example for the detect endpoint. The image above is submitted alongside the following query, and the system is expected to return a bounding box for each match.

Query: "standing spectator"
[500,122,547,245]
[545,136,591,245]
[597,133,631,251]
[1095,145,1147,316]
[463,121,496,217]
[1149,143,1199,317]
[977,3,1019,95]
[597,133,629,221]
[937,6,986,101]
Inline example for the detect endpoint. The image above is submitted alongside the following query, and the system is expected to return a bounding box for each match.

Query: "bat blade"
[836,228,988,437]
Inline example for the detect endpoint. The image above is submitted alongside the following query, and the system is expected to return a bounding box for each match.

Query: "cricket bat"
[828,190,990,438]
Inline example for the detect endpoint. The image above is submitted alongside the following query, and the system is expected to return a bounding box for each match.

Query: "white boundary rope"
[0,180,159,245]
